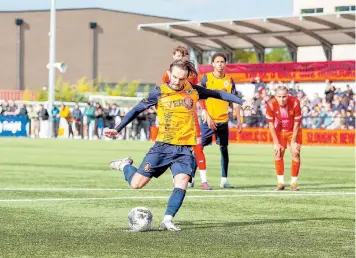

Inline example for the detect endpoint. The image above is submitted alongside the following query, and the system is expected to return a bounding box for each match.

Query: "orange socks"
[193,144,206,170]
[274,159,284,175]
[291,160,301,177]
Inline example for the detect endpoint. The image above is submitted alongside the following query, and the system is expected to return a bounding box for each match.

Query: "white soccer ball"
[128,207,153,232]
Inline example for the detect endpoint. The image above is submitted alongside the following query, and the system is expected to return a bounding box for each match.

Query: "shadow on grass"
[178,217,353,230]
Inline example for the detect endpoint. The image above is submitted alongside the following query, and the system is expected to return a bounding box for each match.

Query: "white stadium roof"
[138,13,355,61]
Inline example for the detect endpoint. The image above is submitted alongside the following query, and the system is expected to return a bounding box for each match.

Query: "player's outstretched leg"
[160,173,190,232]
[219,145,232,188]
[110,158,151,189]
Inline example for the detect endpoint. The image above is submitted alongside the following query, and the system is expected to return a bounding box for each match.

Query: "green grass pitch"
[0,138,354,258]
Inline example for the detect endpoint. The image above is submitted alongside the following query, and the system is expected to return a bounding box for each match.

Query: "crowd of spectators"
[229,79,355,130]
[0,100,157,139]
[0,80,355,139]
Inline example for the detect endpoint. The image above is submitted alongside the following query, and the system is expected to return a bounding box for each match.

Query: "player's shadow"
[230,182,338,189]
[179,217,352,230]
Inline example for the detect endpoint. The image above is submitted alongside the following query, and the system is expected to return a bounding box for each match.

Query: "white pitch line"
[0,192,353,203]
[0,188,354,195]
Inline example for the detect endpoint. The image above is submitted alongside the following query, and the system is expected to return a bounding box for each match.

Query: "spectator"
[327,110,342,129]
[84,102,95,139]
[1,101,9,115]
[38,104,49,121]
[332,99,345,112]
[60,103,73,138]
[242,109,258,128]
[310,93,322,109]
[103,103,114,129]
[345,110,355,130]
[6,101,17,115]
[51,105,60,138]
[109,103,120,129]
[135,109,149,140]
[28,105,39,138]
[72,104,83,138]
[94,103,104,138]
[325,81,336,103]
[253,77,266,94]
[345,85,354,100]
[17,103,28,117]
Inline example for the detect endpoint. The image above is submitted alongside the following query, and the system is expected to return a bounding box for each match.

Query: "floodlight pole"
[48,0,56,138]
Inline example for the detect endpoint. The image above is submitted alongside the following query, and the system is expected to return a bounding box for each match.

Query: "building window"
[301,8,324,14]
[335,5,356,12]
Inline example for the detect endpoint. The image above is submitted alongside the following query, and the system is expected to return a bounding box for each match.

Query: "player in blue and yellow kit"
[200,53,242,188]
[105,60,250,231]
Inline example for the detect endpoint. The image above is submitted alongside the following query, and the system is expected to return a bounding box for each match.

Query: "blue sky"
[0,0,293,20]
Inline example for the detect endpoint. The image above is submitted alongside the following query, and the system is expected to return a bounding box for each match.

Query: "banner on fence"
[198,60,355,83]
[0,115,28,137]
[150,127,355,146]
[230,128,355,146]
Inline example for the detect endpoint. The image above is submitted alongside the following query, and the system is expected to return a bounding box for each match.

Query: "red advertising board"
[198,60,355,83]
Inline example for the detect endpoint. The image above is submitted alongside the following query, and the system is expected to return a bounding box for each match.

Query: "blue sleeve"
[192,85,245,105]
[114,87,160,132]
[200,74,208,88]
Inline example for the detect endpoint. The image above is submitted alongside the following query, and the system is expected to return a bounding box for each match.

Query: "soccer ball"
[128,207,153,232]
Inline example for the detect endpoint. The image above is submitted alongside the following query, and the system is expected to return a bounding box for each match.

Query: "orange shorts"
[277,131,302,148]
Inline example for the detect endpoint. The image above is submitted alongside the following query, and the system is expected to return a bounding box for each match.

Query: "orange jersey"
[162,70,199,85]
[161,70,201,138]
[265,96,302,133]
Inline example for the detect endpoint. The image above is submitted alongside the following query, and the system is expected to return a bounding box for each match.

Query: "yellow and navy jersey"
[115,82,245,146]
[201,73,238,123]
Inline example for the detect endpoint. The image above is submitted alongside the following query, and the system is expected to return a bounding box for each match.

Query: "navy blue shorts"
[137,142,196,182]
[201,121,229,146]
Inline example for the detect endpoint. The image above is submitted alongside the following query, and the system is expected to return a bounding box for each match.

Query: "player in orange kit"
[265,85,302,191]
[162,46,212,190]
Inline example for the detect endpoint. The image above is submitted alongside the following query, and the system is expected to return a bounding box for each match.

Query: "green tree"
[232,49,257,63]
[232,48,290,63]
[265,48,291,63]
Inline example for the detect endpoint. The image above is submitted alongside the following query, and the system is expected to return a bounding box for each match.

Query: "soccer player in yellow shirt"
[105,60,250,231]
[200,53,242,188]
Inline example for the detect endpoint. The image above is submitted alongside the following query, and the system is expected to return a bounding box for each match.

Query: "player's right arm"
[266,103,283,156]
[105,88,160,138]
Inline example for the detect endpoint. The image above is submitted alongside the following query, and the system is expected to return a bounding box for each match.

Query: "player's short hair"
[172,46,189,56]
[276,85,288,93]
[169,60,198,78]
[212,52,227,62]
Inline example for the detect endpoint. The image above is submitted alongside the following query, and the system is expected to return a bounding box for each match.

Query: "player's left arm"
[291,99,302,155]
[231,79,242,133]
[193,84,250,109]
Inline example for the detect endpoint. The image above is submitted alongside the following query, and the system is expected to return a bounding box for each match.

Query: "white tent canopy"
[138,13,355,62]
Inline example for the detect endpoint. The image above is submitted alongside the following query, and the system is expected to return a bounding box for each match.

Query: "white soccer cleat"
[109,158,133,171]
[220,178,233,188]
[159,220,182,232]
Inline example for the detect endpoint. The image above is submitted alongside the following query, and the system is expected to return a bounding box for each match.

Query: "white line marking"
[0,192,353,203]
[0,188,354,195]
